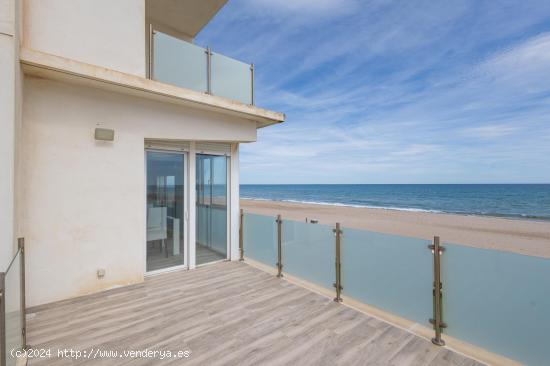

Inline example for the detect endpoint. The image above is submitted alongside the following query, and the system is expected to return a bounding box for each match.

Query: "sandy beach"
[241,199,550,259]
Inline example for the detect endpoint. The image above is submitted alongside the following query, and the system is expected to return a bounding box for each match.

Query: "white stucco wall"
[0,0,21,269]
[21,76,256,306]
[23,0,146,77]
[0,29,16,271]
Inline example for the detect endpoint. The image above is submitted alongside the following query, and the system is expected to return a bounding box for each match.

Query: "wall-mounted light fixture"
[94,128,115,141]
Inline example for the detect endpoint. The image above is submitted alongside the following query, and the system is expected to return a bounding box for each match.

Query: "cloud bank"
[198,0,550,183]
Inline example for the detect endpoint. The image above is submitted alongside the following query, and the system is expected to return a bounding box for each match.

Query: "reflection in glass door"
[196,154,228,265]
[146,151,186,271]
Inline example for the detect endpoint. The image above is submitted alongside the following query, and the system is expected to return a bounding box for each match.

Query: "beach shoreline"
[241,198,550,259]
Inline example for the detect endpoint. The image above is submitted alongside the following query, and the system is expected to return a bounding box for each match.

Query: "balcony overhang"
[20,48,285,128]
[146,0,228,41]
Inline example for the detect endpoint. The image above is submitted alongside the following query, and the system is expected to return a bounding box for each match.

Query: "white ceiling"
[146,0,228,40]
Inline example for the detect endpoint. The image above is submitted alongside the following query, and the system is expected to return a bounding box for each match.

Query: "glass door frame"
[144,148,189,275]
[195,151,231,266]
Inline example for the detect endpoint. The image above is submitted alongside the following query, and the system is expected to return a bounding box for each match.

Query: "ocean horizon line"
[240,184,550,222]
[241,196,550,221]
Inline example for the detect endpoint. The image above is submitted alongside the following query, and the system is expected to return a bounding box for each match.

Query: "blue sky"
[197,0,550,184]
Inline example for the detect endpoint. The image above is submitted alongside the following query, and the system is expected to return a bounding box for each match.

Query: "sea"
[240,184,550,221]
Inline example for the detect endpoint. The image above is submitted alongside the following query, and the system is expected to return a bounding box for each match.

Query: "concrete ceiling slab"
[146,0,228,40]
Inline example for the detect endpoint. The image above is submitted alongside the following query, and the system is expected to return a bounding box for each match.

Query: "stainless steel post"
[276,215,283,277]
[206,47,212,95]
[429,236,446,346]
[148,24,154,79]
[18,238,26,349]
[239,209,244,261]
[333,223,343,302]
[250,63,255,105]
[0,271,6,366]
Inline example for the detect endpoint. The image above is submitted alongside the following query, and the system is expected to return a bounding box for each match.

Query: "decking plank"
[27,261,482,366]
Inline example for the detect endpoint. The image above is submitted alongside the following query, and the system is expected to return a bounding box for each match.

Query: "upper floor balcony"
[148,29,254,106]
[19,0,284,128]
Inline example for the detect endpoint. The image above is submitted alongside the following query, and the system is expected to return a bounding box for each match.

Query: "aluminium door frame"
[144,148,189,276]
[195,152,231,262]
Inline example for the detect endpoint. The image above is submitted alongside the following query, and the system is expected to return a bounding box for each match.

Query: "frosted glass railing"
[341,228,432,325]
[241,212,550,365]
[152,30,253,104]
[442,243,550,365]
[3,249,23,366]
[211,52,252,104]
[153,31,208,94]
[243,213,277,267]
[282,220,334,290]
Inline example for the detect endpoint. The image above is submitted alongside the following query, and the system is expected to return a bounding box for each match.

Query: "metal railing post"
[148,24,154,79]
[250,63,255,105]
[239,209,244,261]
[429,236,446,346]
[276,215,283,277]
[333,223,343,302]
[18,238,26,349]
[0,271,6,366]
[206,47,212,95]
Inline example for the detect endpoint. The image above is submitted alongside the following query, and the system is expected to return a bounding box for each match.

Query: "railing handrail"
[0,238,27,366]
[0,271,5,366]
[3,248,21,275]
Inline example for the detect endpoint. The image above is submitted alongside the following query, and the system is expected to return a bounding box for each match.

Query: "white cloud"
[461,124,519,139]
[390,144,443,157]
[478,33,550,92]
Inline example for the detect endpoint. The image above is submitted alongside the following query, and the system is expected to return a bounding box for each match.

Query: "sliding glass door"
[146,151,186,271]
[196,154,228,265]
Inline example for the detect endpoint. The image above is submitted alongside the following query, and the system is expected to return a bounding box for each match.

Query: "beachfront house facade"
[0,0,284,307]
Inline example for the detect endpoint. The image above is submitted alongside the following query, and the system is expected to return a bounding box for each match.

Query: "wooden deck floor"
[26,262,482,366]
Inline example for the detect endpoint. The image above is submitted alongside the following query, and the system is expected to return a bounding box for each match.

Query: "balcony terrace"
[25,262,480,366]
[150,29,255,106]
